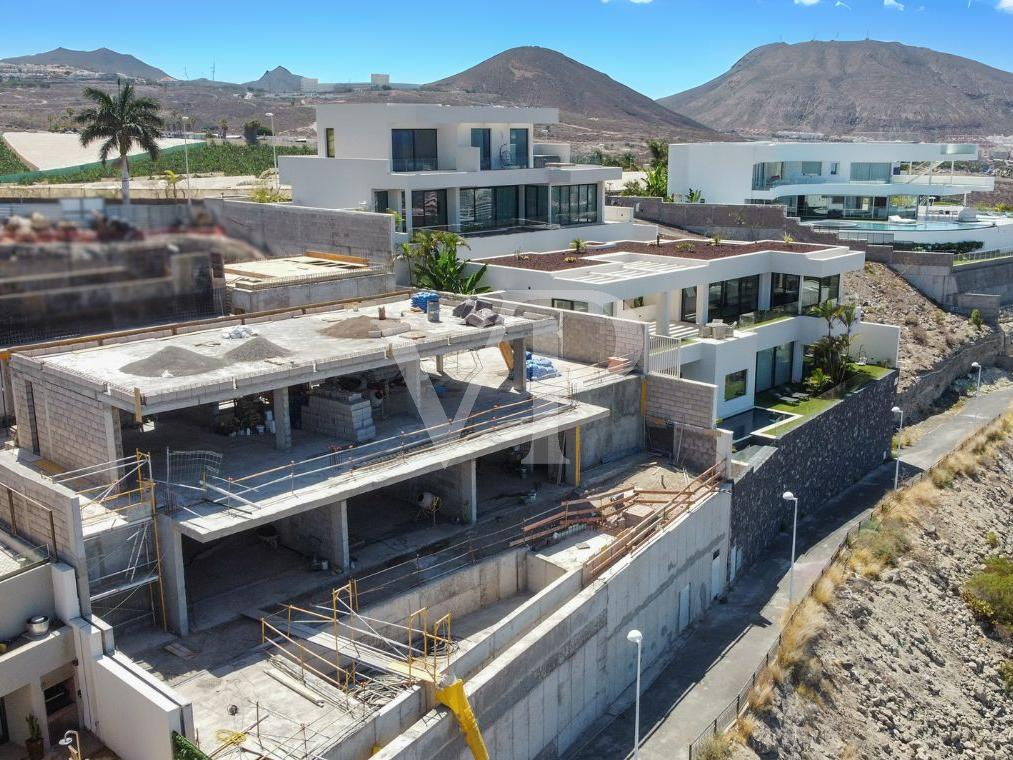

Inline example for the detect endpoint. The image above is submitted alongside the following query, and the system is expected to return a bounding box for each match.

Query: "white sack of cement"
[221,325,258,340]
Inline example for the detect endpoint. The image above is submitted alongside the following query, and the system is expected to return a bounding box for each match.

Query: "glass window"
[410,189,446,230]
[552,298,588,312]
[509,128,529,168]
[681,286,697,322]
[325,128,335,158]
[624,297,645,309]
[755,342,794,393]
[708,276,760,323]
[460,186,519,231]
[392,129,438,171]
[373,190,389,214]
[470,128,491,170]
[551,184,599,226]
[724,370,748,401]
[829,162,839,176]
[770,273,800,311]
[800,161,821,176]
[802,275,840,309]
[850,162,891,182]
[524,185,548,222]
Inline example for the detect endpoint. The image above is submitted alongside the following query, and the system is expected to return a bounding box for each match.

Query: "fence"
[953,247,1013,266]
[686,514,874,759]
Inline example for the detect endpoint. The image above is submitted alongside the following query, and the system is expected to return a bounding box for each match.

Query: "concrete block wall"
[730,372,896,570]
[206,199,394,268]
[531,309,647,370]
[373,490,732,760]
[646,373,717,429]
[411,460,475,524]
[229,271,396,313]
[569,375,644,472]
[302,392,376,441]
[34,380,123,480]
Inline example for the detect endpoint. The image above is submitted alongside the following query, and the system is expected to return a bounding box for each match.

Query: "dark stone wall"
[730,372,897,570]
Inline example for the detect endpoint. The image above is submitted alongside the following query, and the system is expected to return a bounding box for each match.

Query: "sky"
[2,0,1013,98]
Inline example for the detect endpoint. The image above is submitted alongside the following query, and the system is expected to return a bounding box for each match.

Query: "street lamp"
[971,361,982,396]
[782,491,799,604]
[58,729,81,759]
[180,115,193,212]
[627,628,643,760]
[265,111,278,186]
[892,406,904,490]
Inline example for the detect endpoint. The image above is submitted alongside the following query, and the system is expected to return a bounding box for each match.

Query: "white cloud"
[884,0,905,8]
[835,0,851,8]
[794,0,821,5]
[629,0,654,3]
[998,0,1013,13]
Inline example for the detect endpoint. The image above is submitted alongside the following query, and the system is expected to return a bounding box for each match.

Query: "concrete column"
[511,338,526,392]
[273,387,292,451]
[403,359,423,410]
[655,293,671,336]
[156,514,188,636]
[696,285,710,325]
[458,459,477,524]
[435,354,445,374]
[327,500,350,571]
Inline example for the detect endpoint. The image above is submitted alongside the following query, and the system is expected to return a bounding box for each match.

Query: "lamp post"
[265,111,278,186]
[180,115,193,212]
[892,405,904,490]
[782,491,799,604]
[971,361,982,396]
[627,628,643,760]
[59,729,82,760]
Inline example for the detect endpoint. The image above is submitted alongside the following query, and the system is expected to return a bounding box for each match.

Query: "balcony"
[392,157,439,173]
[416,217,560,237]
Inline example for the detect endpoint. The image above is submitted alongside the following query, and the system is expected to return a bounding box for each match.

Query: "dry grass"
[731,714,758,744]
[694,732,732,760]
[778,598,825,671]
[746,671,777,713]
[813,564,846,608]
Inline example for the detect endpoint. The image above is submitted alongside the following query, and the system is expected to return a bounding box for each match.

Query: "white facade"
[476,240,900,420]
[280,104,654,258]
[668,141,995,218]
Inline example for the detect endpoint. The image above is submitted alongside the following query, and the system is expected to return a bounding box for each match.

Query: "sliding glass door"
[460,186,519,232]
[411,189,447,230]
[755,342,795,393]
[470,128,491,170]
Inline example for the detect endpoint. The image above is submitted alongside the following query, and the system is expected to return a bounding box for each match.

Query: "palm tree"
[646,139,668,169]
[810,300,842,340]
[76,82,163,206]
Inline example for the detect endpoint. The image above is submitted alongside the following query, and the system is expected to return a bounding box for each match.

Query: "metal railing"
[953,247,1013,265]
[686,514,873,759]
[648,334,681,375]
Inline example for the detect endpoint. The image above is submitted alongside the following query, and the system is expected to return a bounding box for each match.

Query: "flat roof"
[478,239,832,272]
[16,300,547,413]
[224,254,375,290]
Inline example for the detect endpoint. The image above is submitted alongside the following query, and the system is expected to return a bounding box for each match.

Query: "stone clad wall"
[730,373,896,570]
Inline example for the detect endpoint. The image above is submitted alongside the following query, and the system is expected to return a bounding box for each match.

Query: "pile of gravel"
[224,336,291,363]
[120,346,225,377]
[321,315,410,339]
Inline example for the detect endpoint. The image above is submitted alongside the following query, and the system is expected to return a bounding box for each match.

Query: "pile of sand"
[120,346,225,378]
[321,315,410,339]
[224,336,291,363]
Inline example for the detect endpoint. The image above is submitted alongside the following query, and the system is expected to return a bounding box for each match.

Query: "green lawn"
[0,137,28,174]
[846,363,894,391]
[6,142,315,184]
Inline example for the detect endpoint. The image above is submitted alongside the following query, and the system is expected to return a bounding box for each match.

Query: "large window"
[392,129,438,172]
[410,189,447,230]
[508,128,529,168]
[552,298,588,312]
[470,128,491,170]
[524,185,548,223]
[325,128,335,158]
[681,286,697,322]
[770,273,800,313]
[850,162,892,182]
[801,274,840,310]
[755,342,794,393]
[724,370,748,402]
[708,275,759,323]
[373,190,388,214]
[459,186,519,232]
[551,184,598,226]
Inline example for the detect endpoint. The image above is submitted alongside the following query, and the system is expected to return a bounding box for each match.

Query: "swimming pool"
[811,220,995,232]
[719,407,798,443]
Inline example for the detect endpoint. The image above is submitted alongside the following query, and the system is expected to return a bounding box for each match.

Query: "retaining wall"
[730,373,896,570]
[206,199,394,267]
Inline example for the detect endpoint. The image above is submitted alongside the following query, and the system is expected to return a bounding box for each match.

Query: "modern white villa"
[668,141,995,219]
[474,237,900,423]
[279,103,654,257]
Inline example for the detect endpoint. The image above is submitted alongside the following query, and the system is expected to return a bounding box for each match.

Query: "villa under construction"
[0,290,737,759]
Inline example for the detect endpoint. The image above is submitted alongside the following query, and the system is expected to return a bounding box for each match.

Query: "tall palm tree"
[76,82,164,206]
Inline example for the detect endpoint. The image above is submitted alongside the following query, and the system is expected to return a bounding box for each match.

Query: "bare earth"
[843,262,995,393]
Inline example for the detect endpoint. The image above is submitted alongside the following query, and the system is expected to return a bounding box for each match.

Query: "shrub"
[987,531,1000,549]
[694,733,732,760]
[930,466,955,489]
[999,660,1013,694]
[963,556,1013,627]
[911,325,929,344]
[849,517,910,578]
[970,309,983,330]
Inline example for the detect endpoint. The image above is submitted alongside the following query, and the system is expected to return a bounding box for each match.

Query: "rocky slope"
[1,47,173,81]
[659,40,1013,139]
[735,424,1013,760]
[844,262,994,393]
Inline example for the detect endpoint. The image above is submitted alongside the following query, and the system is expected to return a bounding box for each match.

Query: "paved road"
[567,387,1013,760]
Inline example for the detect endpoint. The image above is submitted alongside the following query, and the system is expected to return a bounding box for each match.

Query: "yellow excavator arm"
[434,678,490,760]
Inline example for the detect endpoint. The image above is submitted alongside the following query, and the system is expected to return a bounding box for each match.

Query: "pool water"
[720,407,797,443]
[812,220,994,232]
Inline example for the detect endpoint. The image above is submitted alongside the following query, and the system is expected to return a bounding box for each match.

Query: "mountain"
[243,66,307,92]
[658,41,1013,139]
[425,46,717,139]
[1,47,173,81]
